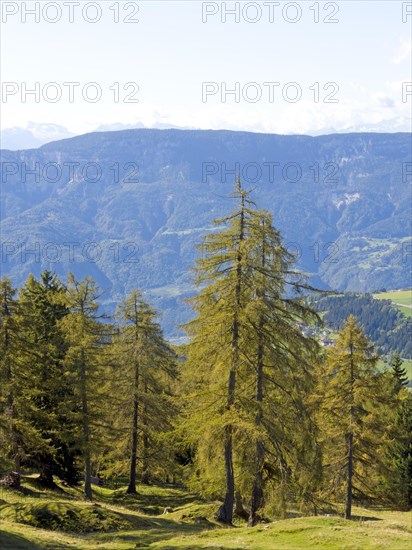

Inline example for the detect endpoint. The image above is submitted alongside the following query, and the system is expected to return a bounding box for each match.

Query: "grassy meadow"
[373,289,412,317]
[0,476,411,550]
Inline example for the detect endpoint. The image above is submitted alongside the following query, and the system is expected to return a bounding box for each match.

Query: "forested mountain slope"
[1,129,410,336]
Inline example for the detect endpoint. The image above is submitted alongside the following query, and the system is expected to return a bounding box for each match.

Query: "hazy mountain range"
[1,122,197,150]
[1,117,411,151]
[1,129,411,337]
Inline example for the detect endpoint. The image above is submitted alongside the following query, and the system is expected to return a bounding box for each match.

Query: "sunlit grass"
[374,289,412,317]
[0,476,411,550]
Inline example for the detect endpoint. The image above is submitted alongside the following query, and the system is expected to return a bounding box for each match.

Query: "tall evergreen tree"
[383,354,412,509]
[317,316,392,519]
[244,213,321,524]
[388,393,412,508]
[108,290,177,493]
[391,353,409,391]
[59,274,106,500]
[0,278,24,471]
[183,182,256,523]
[183,182,320,524]
[18,271,79,486]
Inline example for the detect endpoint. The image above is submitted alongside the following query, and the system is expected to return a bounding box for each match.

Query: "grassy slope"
[0,477,411,550]
[373,289,412,382]
[373,289,412,317]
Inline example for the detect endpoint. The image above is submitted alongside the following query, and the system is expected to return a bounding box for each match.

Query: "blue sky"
[1,0,411,135]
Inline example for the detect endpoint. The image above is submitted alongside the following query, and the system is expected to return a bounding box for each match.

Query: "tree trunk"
[141,382,150,485]
[83,446,92,501]
[216,360,237,524]
[8,389,20,474]
[249,231,266,527]
[216,423,235,523]
[248,338,264,526]
[127,361,139,494]
[3,308,21,474]
[80,349,92,501]
[38,463,55,487]
[141,434,149,484]
[235,490,248,520]
[217,186,245,525]
[13,446,20,474]
[345,342,354,520]
[248,443,264,526]
[345,432,353,520]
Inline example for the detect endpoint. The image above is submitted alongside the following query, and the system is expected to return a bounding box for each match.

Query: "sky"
[1,0,411,137]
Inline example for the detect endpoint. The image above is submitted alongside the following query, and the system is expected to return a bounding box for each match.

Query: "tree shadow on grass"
[1,528,89,550]
[22,477,71,497]
[0,530,45,550]
[93,514,221,548]
[108,488,204,515]
[350,514,383,522]
[157,547,224,550]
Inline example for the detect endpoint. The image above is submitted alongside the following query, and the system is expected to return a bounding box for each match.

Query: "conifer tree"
[183,181,257,523]
[183,182,320,524]
[108,290,177,493]
[244,213,321,524]
[317,316,392,519]
[0,278,23,471]
[388,393,412,508]
[18,271,78,485]
[384,354,412,509]
[59,274,106,500]
[391,353,409,391]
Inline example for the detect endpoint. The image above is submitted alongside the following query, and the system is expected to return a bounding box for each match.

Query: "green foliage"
[384,392,412,509]
[316,316,399,517]
[391,353,409,391]
[0,501,129,532]
[102,290,178,489]
[0,477,411,550]
[2,131,411,339]
[59,274,109,499]
[375,289,412,318]
[0,180,409,535]
[313,292,412,358]
[0,277,23,472]
[181,182,321,522]
[16,272,79,485]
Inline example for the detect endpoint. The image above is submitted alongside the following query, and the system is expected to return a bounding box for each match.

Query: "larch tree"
[182,181,257,524]
[317,315,393,519]
[138,352,178,485]
[182,182,321,524]
[59,273,107,500]
[109,290,177,494]
[243,212,321,524]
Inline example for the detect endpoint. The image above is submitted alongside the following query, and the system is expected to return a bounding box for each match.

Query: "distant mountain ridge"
[1,129,411,336]
[2,117,410,150]
[0,123,75,150]
[0,122,198,150]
